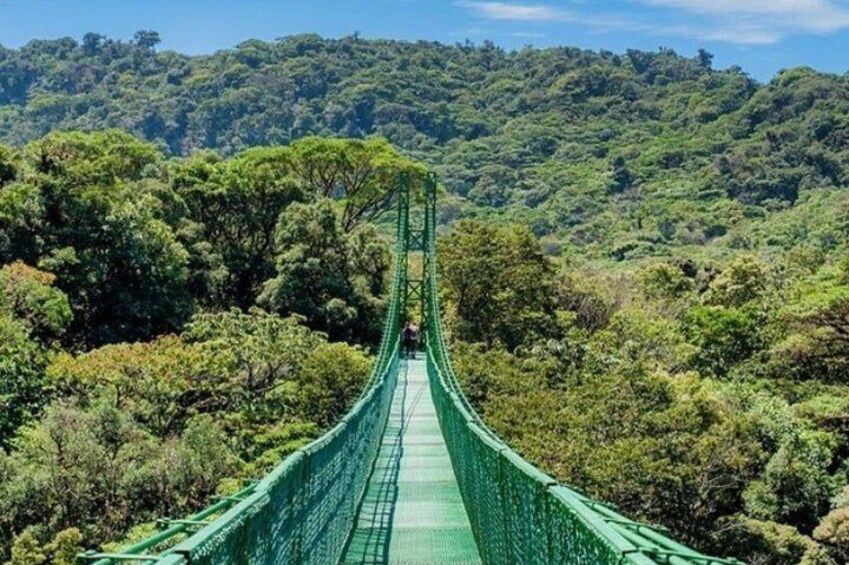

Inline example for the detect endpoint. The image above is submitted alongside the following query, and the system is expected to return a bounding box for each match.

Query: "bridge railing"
[421,175,741,565]
[81,185,408,565]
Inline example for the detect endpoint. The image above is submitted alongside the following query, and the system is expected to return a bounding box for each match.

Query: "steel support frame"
[398,171,437,344]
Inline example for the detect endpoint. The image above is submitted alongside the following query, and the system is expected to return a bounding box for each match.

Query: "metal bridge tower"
[398,171,437,340]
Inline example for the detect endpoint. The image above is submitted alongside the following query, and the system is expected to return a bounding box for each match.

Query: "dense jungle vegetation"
[1,32,849,564]
[0,129,421,563]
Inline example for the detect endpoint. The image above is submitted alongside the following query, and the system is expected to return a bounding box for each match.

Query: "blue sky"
[1,0,848,81]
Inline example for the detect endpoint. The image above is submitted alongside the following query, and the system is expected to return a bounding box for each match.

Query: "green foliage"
[0,262,71,344]
[814,506,849,562]
[171,148,304,309]
[443,213,849,561]
[439,219,559,350]
[0,315,47,448]
[44,528,82,565]
[703,255,767,308]
[1,34,846,266]
[296,342,371,428]
[0,130,193,346]
[683,305,762,376]
[0,401,234,557]
[4,529,85,565]
[46,334,229,437]
[0,128,414,347]
[714,517,826,565]
[260,200,390,342]
[0,127,403,560]
[0,308,373,560]
[286,136,425,231]
[4,530,46,565]
[638,261,696,300]
[169,137,410,310]
[771,287,849,383]
[743,429,838,532]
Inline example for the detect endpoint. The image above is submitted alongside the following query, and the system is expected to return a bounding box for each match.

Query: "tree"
[815,506,849,562]
[0,181,44,266]
[743,429,838,532]
[133,30,161,52]
[771,288,849,383]
[296,342,371,427]
[703,255,766,308]
[697,49,714,70]
[639,261,695,300]
[184,308,321,429]
[260,200,390,343]
[172,148,305,309]
[0,262,71,344]
[715,517,825,565]
[608,155,634,193]
[0,402,234,556]
[260,201,353,338]
[4,530,46,565]
[46,335,227,437]
[46,528,83,565]
[683,305,761,376]
[81,33,105,56]
[0,146,18,186]
[439,219,558,350]
[0,315,47,448]
[287,136,425,231]
[19,131,192,346]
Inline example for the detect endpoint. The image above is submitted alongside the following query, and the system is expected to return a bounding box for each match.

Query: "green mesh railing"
[81,187,409,565]
[420,175,742,565]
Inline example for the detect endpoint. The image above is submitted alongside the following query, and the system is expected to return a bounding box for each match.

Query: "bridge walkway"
[341,358,481,564]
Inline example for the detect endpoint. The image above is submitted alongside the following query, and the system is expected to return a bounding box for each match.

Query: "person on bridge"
[402,321,419,359]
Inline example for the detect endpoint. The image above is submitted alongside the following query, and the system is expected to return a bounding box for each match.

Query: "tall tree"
[17,130,191,346]
[287,136,425,231]
[260,200,390,343]
[171,147,304,309]
[439,219,559,350]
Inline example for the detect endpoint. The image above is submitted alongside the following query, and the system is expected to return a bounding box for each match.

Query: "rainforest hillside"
[1,33,848,261]
[0,131,421,563]
[1,33,849,565]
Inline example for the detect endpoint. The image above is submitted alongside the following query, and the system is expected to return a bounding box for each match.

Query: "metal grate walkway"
[342,358,482,564]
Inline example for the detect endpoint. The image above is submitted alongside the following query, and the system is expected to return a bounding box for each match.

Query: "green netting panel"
[421,176,739,565]
[86,185,409,565]
[157,351,400,565]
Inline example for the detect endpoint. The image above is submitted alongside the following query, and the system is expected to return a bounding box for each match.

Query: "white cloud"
[457,1,564,21]
[457,0,849,44]
[510,31,547,38]
[457,1,638,28]
[639,0,849,42]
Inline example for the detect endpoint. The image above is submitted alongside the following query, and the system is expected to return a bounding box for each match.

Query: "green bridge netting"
[82,173,741,565]
[420,186,741,565]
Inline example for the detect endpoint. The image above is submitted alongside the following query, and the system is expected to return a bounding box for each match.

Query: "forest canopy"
[0,129,417,563]
[1,33,848,263]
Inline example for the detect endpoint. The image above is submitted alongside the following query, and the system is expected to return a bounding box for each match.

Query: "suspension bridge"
[82,173,740,564]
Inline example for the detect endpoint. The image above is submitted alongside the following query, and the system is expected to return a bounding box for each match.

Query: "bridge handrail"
[421,181,742,565]
[80,187,409,565]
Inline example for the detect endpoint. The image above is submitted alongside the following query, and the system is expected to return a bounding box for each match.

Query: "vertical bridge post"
[399,171,437,342]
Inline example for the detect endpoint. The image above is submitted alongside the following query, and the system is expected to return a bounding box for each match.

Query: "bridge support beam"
[398,172,437,342]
